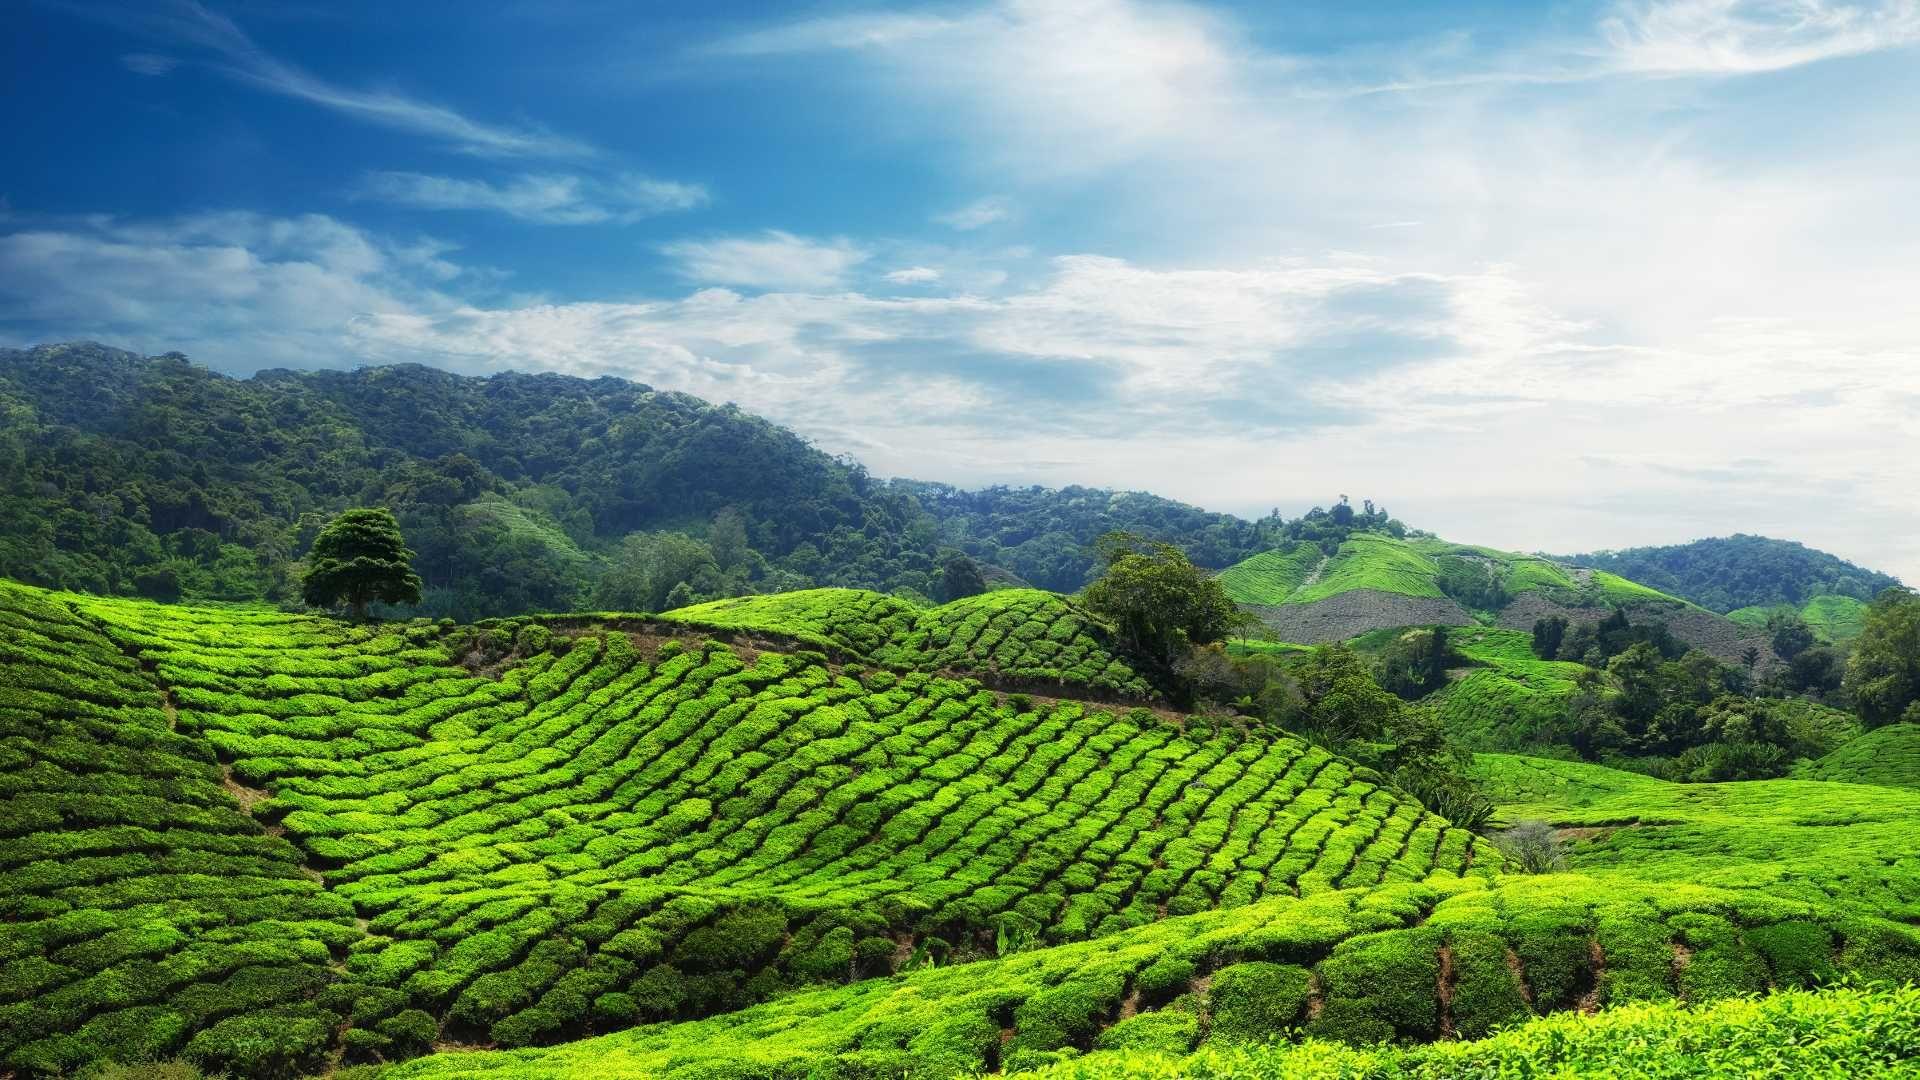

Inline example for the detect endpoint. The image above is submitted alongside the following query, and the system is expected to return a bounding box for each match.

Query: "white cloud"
[0,212,458,368]
[358,171,708,224]
[935,198,1011,230]
[72,1,591,157]
[885,266,942,284]
[661,231,869,290]
[5,208,1920,580]
[711,0,1254,176]
[1599,0,1920,75]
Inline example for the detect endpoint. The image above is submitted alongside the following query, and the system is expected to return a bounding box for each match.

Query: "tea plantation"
[1214,535,1684,612]
[659,587,1153,697]
[1793,722,1920,790]
[1429,628,1591,751]
[4,578,1918,1078]
[0,579,1486,1075]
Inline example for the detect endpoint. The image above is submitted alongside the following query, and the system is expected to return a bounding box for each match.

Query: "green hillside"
[1566,535,1902,613]
[1430,629,1592,751]
[1290,535,1447,604]
[379,747,1920,1078]
[1730,594,1872,644]
[0,345,1268,618]
[0,578,1494,1076]
[658,587,1154,698]
[1217,534,1694,614]
[1794,724,1920,790]
[1019,985,1920,1079]
[5,576,1918,1078]
[1211,543,1324,607]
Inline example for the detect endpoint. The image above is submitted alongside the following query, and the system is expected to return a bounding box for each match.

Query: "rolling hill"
[1216,533,1776,672]
[1730,593,1873,644]
[1793,724,1920,790]
[1564,535,1902,613]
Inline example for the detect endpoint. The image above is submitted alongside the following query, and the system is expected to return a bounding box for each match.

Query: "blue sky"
[3,1,1919,580]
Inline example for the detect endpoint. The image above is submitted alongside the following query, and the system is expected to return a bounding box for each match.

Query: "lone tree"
[1082,532,1242,669]
[301,508,423,619]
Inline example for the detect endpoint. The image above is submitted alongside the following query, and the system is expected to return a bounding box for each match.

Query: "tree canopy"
[1565,534,1901,613]
[1081,532,1243,669]
[0,344,1272,617]
[1845,588,1920,728]
[300,508,422,619]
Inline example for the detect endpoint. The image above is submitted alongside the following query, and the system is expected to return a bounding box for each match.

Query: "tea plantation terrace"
[0,580,1488,1074]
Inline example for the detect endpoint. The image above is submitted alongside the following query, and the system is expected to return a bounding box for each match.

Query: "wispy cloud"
[935,198,1011,231]
[661,231,868,290]
[120,51,177,75]
[1599,0,1920,76]
[699,12,956,56]
[358,171,708,225]
[63,0,592,157]
[885,266,942,285]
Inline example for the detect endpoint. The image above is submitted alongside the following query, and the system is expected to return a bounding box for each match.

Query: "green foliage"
[0,345,1276,614]
[940,555,988,603]
[1795,723,1920,789]
[0,577,1483,1076]
[1288,644,1403,745]
[1431,556,1509,612]
[301,508,423,619]
[1082,533,1243,669]
[1565,534,1902,613]
[1214,544,1324,608]
[1205,962,1311,1044]
[1010,985,1920,1079]
[1845,588,1920,729]
[1492,820,1566,874]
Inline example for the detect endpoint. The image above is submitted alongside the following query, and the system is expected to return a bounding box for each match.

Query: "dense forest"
[1564,535,1901,612]
[0,344,1267,618]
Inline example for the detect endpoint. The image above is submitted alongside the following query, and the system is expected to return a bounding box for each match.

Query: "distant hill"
[1729,593,1873,644]
[1214,532,1775,670]
[1561,535,1901,613]
[0,343,1263,617]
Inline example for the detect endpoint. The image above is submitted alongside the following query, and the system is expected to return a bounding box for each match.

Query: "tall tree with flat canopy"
[301,508,423,619]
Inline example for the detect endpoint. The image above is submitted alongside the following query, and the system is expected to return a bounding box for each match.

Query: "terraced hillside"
[1427,628,1591,751]
[1218,534,1776,669]
[1794,724,1920,790]
[0,587,356,1076]
[661,587,1154,698]
[387,752,1920,1078]
[1730,593,1872,644]
[0,579,1488,1075]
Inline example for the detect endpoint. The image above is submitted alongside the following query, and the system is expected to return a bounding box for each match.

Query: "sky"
[3,1,1918,581]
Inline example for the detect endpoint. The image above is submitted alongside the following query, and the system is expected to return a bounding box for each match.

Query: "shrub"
[1206,962,1311,1044]
[181,1010,332,1078]
[1494,821,1566,874]
[1134,954,1196,1006]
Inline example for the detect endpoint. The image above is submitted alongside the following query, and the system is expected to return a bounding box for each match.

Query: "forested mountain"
[0,343,1264,618]
[1564,535,1902,613]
